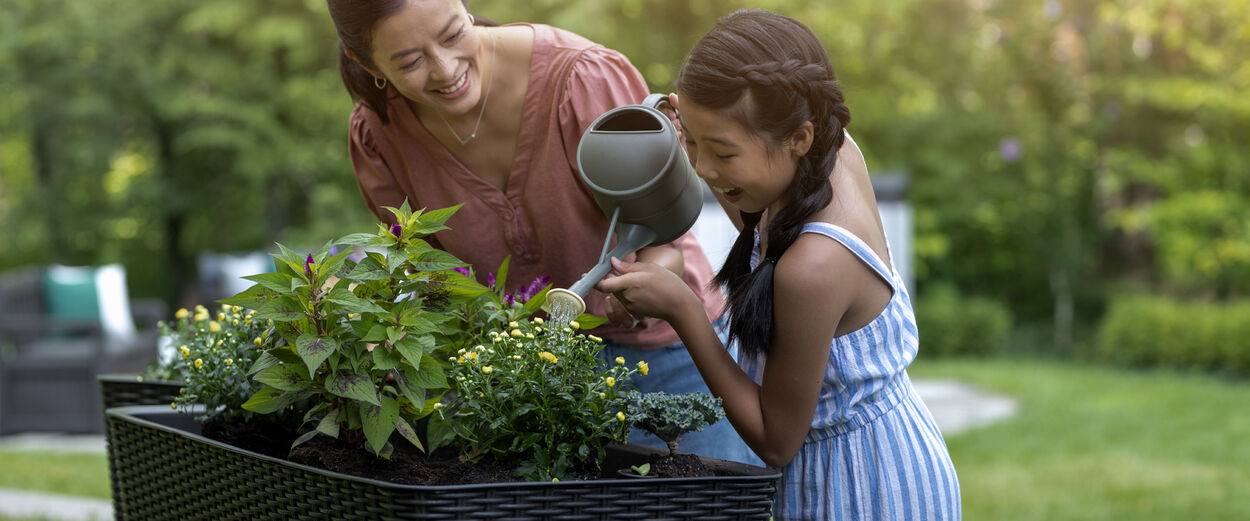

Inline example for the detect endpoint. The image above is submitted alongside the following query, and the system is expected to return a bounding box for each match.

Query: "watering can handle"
[642,93,672,111]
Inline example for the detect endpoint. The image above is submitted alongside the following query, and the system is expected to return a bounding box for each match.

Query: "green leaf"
[290,429,320,450]
[399,313,453,335]
[254,363,311,392]
[241,386,310,414]
[243,272,297,294]
[418,204,462,227]
[372,344,402,371]
[361,396,399,456]
[295,333,337,375]
[426,412,455,454]
[254,296,306,322]
[218,283,273,310]
[347,256,389,281]
[316,407,341,438]
[361,324,388,343]
[406,249,467,272]
[326,372,380,406]
[391,366,428,407]
[575,312,609,330]
[247,350,283,376]
[494,256,511,293]
[336,233,383,247]
[394,418,424,452]
[393,335,434,367]
[326,286,388,314]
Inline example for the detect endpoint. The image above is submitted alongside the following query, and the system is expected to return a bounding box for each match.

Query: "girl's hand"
[595,257,697,324]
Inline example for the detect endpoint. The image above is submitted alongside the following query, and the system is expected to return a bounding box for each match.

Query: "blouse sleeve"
[348,105,405,224]
[556,45,651,171]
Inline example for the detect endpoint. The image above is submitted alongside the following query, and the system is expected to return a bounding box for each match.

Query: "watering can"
[545,94,704,318]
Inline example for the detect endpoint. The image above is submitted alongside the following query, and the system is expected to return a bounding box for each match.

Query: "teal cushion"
[43,266,101,321]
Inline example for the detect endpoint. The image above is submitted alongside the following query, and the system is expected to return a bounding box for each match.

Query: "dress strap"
[800,222,896,291]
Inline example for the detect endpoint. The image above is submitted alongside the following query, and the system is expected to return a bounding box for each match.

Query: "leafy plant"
[629,463,651,476]
[625,391,725,456]
[143,304,271,420]
[431,317,643,481]
[224,203,493,458]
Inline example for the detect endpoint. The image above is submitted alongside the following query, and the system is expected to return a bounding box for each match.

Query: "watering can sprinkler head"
[543,94,703,321]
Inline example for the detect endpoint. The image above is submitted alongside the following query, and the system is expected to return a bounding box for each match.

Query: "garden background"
[1,0,1248,519]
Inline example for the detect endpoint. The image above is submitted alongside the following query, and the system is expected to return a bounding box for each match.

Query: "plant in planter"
[429,317,640,481]
[623,390,727,477]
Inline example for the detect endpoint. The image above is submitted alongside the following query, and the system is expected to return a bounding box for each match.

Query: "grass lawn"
[910,358,1250,521]
[0,449,110,500]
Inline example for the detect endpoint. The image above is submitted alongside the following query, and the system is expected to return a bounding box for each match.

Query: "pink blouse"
[348,24,724,349]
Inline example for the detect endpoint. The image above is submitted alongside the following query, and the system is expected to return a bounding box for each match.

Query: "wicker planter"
[105,405,779,520]
[98,374,184,410]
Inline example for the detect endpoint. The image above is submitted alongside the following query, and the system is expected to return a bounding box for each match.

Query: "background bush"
[1096,295,1250,376]
[915,284,1012,358]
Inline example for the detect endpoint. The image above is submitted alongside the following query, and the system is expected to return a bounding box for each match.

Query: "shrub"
[914,284,1012,358]
[1096,295,1250,376]
[624,391,724,456]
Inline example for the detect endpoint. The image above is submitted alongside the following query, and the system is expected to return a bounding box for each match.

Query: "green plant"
[143,303,271,420]
[430,317,643,481]
[914,284,1012,358]
[225,203,494,458]
[625,391,724,457]
[629,463,651,476]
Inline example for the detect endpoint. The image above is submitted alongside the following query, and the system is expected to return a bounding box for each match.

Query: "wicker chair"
[0,265,166,434]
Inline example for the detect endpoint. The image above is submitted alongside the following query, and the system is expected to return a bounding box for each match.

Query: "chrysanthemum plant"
[223,203,491,458]
[431,317,644,482]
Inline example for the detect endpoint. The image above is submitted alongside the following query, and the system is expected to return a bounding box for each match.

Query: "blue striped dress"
[740,222,961,521]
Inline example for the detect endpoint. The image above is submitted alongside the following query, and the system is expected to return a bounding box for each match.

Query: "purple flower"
[518,275,551,303]
[502,294,516,308]
[487,272,496,291]
[999,137,1022,163]
[389,223,402,238]
[305,254,315,277]
[453,267,470,277]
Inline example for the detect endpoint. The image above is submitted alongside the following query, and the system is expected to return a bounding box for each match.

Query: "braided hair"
[676,10,852,358]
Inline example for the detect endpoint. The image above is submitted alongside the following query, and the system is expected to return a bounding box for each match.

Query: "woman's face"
[368,0,485,116]
[678,94,799,215]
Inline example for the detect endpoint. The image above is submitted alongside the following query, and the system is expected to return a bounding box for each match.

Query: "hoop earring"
[469,14,475,24]
[374,76,387,90]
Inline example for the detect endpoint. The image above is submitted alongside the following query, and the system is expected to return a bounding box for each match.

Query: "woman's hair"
[327,0,493,124]
[676,9,852,358]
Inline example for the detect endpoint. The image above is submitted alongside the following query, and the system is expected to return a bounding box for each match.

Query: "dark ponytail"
[677,10,851,358]
[327,0,495,124]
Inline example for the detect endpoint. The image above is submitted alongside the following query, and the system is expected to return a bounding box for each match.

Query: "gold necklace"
[439,32,497,145]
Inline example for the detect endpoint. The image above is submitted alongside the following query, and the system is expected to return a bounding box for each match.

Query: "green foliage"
[1127,191,1250,297]
[624,390,725,456]
[1095,295,1250,376]
[231,203,488,459]
[431,317,640,481]
[145,304,272,421]
[915,285,1012,358]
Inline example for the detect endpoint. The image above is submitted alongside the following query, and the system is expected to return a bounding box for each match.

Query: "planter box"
[105,405,780,520]
[98,374,184,410]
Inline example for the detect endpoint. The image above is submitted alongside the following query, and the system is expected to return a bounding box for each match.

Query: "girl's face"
[678,94,800,216]
[368,0,485,116]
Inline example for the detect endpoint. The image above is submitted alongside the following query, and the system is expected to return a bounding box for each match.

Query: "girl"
[596,9,961,520]
[326,0,758,465]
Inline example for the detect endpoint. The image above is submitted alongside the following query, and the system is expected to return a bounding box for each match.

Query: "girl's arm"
[597,240,856,466]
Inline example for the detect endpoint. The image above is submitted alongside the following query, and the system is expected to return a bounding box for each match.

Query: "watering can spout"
[544,94,703,321]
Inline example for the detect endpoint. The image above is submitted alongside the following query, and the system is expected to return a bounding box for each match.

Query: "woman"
[597,10,961,520]
[325,0,760,465]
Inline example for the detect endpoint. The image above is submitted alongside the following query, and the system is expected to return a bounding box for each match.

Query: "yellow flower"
[217,312,225,321]
[508,321,519,328]
[175,308,189,319]
[482,366,493,373]
[194,312,209,322]
[225,359,233,366]
[533,317,544,325]
[209,321,222,333]
[615,357,625,366]
[539,351,558,364]
[589,335,603,343]
[232,319,239,326]
[616,411,626,422]
[511,329,523,337]
[253,337,262,346]
[194,358,204,369]
[569,320,580,330]
[605,377,615,388]
[637,361,649,376]
[231,306,240,313]
[464,351,479,361]
[179,345,190,358]
[526,333,535,339]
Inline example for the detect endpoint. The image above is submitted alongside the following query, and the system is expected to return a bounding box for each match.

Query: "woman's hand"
[595,257,698,324]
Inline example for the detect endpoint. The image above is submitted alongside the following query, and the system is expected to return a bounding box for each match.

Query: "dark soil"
[644,453,710,478]
[201,418,714,484]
